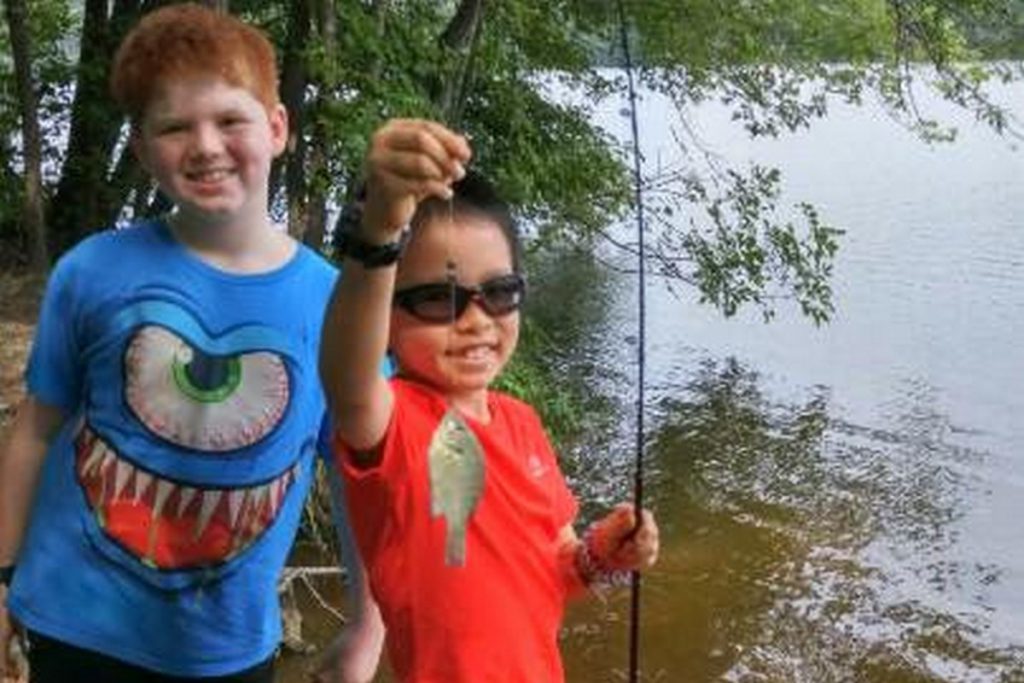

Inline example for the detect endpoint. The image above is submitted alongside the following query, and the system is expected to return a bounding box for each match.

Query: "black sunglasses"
[393,273,526,323]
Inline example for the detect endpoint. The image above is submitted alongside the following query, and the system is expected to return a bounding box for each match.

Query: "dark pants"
[26,630,275,683]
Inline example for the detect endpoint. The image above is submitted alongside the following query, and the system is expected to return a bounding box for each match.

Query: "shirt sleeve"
[314,353,394,466]
[549,451,578,531]
[333,384,412,565]
[25,256,83,413]
[530,407,578,530]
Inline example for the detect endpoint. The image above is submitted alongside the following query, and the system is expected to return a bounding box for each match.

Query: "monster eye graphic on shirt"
[74,300,309,579]
[125,325,289,451]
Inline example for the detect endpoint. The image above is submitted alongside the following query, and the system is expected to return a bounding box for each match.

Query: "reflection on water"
[561,75,1024,683]
[562,359,1022,682]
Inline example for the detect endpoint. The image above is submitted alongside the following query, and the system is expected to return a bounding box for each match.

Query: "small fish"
[428,408,485,566]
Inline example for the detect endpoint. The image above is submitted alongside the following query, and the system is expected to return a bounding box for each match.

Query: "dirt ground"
[0,271,43,430]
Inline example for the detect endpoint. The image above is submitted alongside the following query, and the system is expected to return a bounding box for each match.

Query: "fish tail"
[445,521,466,566]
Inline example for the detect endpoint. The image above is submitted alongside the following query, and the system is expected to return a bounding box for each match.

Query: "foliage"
[1,0,1022,321]
[572,0,1023,320]
[493,318,585,447]
[494,246,621,451]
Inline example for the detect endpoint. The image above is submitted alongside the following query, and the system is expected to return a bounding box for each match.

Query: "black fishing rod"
[615,1,648,682]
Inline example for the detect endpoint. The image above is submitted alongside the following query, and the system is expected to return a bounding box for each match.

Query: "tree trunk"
[271,0,312,238]
[302,0,337,250]
[47,0,156,255]
[3,0,49,270]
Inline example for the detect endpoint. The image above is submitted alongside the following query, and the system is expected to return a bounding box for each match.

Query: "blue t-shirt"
[8,219,338,676]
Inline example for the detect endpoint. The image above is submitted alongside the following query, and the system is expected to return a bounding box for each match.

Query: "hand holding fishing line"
[360,119,471,241]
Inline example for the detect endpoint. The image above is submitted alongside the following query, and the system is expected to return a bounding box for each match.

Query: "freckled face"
[132,77,287,223]
[390,215,520,397]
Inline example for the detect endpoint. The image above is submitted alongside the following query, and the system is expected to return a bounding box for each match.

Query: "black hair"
[411,169,522,273]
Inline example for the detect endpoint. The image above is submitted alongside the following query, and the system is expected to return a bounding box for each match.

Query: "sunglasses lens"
[480,276,524,315]
[397,285,455,322]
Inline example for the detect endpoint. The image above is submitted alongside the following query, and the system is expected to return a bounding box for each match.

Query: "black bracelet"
[576,527,632,592]
[0,564,14,587]
[336,225,409,268]
[335,202,410,268]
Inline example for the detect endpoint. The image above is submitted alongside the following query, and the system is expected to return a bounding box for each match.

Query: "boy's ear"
[269,103,289,157]
[130,128,151,172]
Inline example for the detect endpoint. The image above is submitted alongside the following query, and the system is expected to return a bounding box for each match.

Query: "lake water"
[555,77,1024,681]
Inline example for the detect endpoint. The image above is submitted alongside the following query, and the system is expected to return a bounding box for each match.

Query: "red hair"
[111,3,279,122]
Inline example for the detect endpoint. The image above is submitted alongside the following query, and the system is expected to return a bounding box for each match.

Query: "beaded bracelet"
[575,525,633,592]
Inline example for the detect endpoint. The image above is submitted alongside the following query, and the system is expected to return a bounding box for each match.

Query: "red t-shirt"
[337,378,579,683]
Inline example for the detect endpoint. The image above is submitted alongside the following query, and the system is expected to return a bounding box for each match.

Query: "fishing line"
[446,198,456,295]
[615,1,648,682]
[444,105,460,375]
[445,191,457,372]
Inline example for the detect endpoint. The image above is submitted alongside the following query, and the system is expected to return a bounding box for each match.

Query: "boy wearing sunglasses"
[320,119,660,682]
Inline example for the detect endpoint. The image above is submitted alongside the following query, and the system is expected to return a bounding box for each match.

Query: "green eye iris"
[172,348,242,403]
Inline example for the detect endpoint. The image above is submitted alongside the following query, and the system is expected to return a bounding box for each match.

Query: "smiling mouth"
[449,344,497,364]
[187,168,233,181]
[75,426,298,570]
[184,170,237,193]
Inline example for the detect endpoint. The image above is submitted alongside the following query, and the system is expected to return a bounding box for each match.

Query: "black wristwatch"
[335,199,409,268]
[0,564,14,588]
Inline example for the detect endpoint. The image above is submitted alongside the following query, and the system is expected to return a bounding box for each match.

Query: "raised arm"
[319,119,470,455]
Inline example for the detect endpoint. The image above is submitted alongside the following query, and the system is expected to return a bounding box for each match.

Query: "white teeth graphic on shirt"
[82,440,105,474]
[134,470,153,502]
[177,486,198,517]
[114,459,132,498]
[194,491,221,541]
[75,426,299,554]
[152,480,174,519]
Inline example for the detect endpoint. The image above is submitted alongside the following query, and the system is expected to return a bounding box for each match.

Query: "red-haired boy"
[0,4,381,682]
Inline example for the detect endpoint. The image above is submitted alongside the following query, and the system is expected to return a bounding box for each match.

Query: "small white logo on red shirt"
[527,454,548,479]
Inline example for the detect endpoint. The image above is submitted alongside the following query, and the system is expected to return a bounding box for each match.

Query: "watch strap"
[337,229,409,268]
[336,201,409,268]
